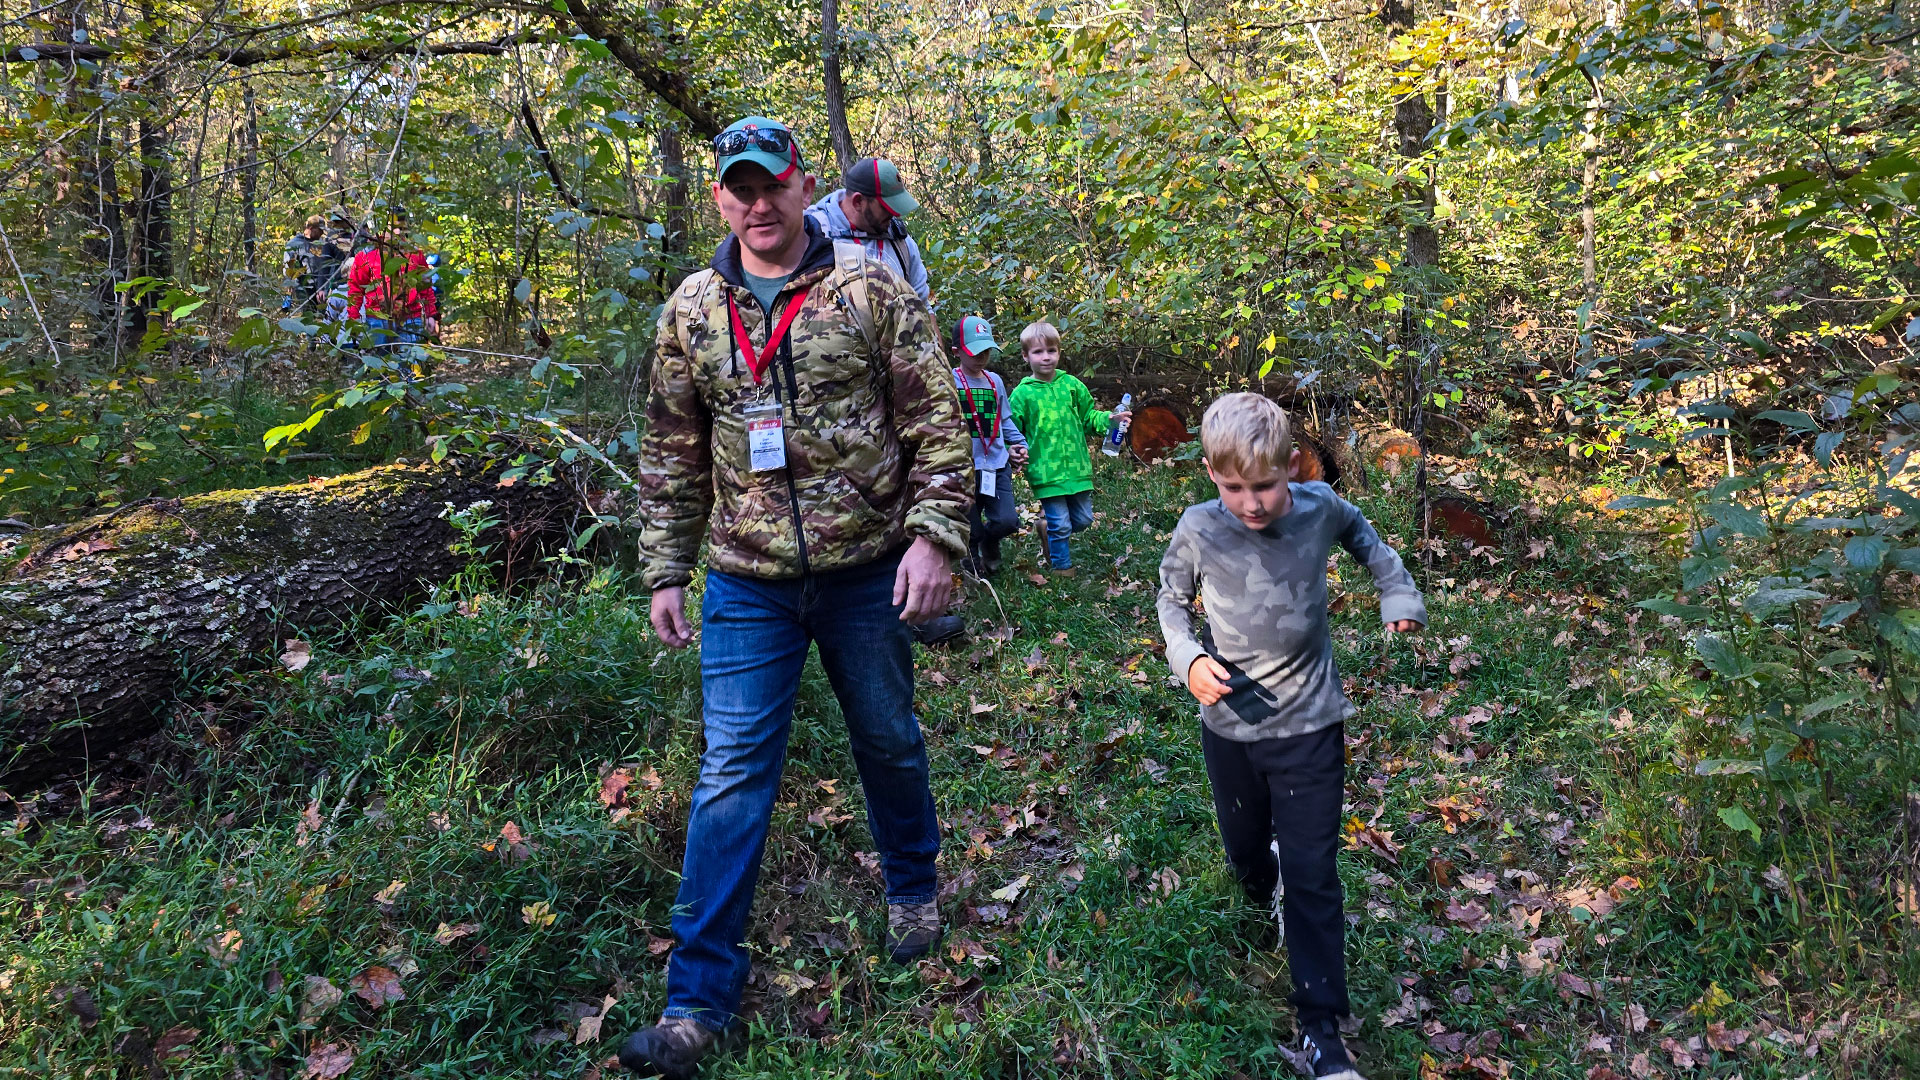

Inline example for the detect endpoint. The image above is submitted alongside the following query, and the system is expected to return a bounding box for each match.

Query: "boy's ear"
[1286,447,1304,481]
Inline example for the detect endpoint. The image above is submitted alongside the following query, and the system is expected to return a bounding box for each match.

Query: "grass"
[2,451,1917,1079]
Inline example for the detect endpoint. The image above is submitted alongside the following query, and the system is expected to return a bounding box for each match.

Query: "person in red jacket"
[345,207,439,349]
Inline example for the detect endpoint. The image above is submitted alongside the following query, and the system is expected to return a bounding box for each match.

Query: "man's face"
[1023,341,1060,381]
[1206,456,1299,530]
[843,191,894,235]
[305,224,324,239]
[713,164,816,261]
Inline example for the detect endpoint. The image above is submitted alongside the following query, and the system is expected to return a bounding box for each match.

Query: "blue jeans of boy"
[663,552,940,1030]
[1040,491,1094,569]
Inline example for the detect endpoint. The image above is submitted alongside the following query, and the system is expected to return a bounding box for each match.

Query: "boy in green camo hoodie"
[1007,320,1130,575]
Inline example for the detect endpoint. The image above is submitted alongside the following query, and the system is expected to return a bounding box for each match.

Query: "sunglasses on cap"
[712,127,795,157]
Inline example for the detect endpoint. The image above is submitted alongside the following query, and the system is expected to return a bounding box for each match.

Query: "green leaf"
[1694,758,1764,776]
[1753,167,1815,187]
[1800,689,1862,720]
[1637,598,1712,620]
[1743,587,1826,616]
[278,316,317,336]
[514,278,533,303]
[1717,806,1762,841]
[1694,633,1751,678]
[1818,601,1861,627]
[1846,233,1879,259]
[1814,431,1844,466]
[1754,410,1818,432]
[1728,329,1771,355]
[1844,535,1888,570]
[1706,501,1767,537]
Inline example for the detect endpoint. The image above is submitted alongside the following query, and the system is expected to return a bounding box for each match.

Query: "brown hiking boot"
[886,899,942,964]
[618,1016,715,1079]
[1051,567,1076,578]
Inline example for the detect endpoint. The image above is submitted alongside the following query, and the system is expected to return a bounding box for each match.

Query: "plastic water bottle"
[1102,393,1133,457]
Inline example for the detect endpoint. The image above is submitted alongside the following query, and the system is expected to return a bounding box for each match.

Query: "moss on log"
[0,457,580,787]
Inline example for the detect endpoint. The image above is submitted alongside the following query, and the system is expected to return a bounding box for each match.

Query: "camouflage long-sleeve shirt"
[1157,483,1427,741]
[634,225,973,589]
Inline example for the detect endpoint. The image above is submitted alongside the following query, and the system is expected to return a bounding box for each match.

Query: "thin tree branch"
[519,100,657,223]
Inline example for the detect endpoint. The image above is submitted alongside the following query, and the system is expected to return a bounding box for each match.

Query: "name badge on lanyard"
[745,401,786,472]
[979,468,996,497]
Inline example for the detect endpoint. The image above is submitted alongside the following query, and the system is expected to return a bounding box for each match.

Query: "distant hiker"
[1006,320,1129,575]
[950,314,1027,575]
[806,157,955,643]
[344,207,438,349]
[806,156,930,302]
[1156,393,1425,1080]
[282,214,328,312]
[621,116,971,1080]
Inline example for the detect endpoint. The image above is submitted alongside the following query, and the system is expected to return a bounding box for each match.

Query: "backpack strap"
[831,238,878,355]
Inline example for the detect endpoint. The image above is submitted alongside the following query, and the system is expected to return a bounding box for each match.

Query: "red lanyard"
[954,368,1000,442]
[727,288,811,384]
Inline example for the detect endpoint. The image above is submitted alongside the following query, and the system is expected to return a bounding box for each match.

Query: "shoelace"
[889,901,940,932]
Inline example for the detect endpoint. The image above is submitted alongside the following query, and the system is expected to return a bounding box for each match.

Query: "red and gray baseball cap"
[954,315,998,357]
[843,157,919,217]
[713,116,804,181]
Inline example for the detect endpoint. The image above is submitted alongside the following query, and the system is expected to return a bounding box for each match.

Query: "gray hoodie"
[1158,485,1427,742]
[806,190,931,301]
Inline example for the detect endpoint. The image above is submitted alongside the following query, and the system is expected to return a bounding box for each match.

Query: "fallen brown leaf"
[280,639,312,673]
[598,768,633,809]
[304,1042,355,1079]
[432,921,479,945]
[349,965,405,1009]
[301,975,344,1021]
[153,1025,199,1058]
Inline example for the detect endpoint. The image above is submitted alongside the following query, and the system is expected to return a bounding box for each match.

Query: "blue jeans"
[1040,491,1094,569]
[664,553,939,1030]
[362,316,423,351]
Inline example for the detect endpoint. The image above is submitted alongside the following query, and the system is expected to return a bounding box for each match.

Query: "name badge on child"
[745,402,786,472]
[979,469,996,498]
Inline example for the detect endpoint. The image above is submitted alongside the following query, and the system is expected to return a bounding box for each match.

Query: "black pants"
[968,466,1019,561]
[1201,721,1351,1024]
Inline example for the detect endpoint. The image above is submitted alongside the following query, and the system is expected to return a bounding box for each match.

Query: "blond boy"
[1155,393,1424,1080]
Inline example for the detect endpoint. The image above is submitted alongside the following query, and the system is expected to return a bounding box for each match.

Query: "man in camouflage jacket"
[621,117,971,1080]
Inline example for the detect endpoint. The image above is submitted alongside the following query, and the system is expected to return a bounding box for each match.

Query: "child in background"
[1156,393,1425,1080]
[951,316,1028,575]
[1006,321,1129,576]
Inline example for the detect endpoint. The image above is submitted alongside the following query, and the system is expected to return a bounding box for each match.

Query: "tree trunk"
[821,0,857,176]
[241,83,260,274]
[1381,0,1437,269]
[1580,69,1604,308]
[134,1,172,291]
[0,457,581,787]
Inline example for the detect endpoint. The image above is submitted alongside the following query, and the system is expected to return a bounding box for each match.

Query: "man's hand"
[1385,619,1422,634]
[424,317,439,337]
[650,586,695,648]
[1110,409,1132,426]
[893,536,953,624]
[1187,655,1231,706]
[1009,444,1029,467]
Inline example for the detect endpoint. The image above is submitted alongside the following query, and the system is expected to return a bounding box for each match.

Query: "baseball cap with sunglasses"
[713,117,804,181]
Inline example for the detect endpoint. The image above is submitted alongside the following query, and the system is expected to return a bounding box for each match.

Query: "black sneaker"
[1300,1018,1365,1080]
[885,899,943,963]
[909,615,966,646]
[618,1016,715,1079]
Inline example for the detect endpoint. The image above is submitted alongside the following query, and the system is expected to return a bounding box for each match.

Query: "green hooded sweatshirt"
[1007,372,1112,499]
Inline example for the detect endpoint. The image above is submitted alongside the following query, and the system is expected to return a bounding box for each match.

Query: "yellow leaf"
[522,901,558,929]
[1373,258,1391,273]
[1305,174,1319,193]
[1260,332,1278,352]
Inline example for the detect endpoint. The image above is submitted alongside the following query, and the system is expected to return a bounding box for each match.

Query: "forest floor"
[3,449,1917,1079]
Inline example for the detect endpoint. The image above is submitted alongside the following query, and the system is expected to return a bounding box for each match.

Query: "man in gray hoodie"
[806,157,931,301]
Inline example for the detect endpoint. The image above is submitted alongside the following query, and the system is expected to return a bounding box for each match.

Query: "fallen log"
[0,457,582,788]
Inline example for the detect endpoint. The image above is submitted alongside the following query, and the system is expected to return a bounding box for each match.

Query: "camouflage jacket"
[634,222,972,588]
